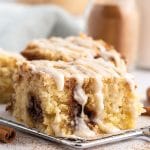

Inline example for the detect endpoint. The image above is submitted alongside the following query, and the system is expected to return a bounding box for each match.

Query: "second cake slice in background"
[0,49,25,103]
[21,34,126,72]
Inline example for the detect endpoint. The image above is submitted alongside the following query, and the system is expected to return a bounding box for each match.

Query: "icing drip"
[74,77,87,117]
[43,67,64,91]
[98,45,126,72]
[124,73,137,119]
[75,60,105,122]
[30,62,65,91]
[73,76,96,137]
[50,61,95,137]
[74,117,95,137]
[51,109,64,136]
[94,76,104,122]
[73,60,123,133]
[98,121,120,134]
[72,61,106,135]
[125,73,136,92]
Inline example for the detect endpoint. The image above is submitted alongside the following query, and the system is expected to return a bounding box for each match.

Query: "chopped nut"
[142,106,150,116]
[147,87,150,102]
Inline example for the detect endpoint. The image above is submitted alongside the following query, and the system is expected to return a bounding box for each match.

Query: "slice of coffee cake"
[0,49,25,103]
[11,58,143,137]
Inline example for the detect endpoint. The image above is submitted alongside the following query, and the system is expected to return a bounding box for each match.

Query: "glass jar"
[87,0,139,69]
[138,0,150,69]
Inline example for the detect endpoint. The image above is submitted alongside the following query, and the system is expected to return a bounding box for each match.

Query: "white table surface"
[0,69,150,150]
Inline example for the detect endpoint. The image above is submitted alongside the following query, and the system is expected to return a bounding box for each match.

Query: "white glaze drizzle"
[73,60,105,122]
[51,109,64,136]
[94,76,104,121]
[99,45,119,66]
[55,63,95,136]
[124,73,137,119]
[98,121,121,134]
[30,39,79,61]
[30,61,65,91]
[31,37,95,60]
[73,76,87,117]
[74,117,95,137]
[124,73,136,92]
[50,37,94,58]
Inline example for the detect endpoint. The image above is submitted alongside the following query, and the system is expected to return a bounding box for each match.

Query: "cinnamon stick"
[146,87,150,102]
[0,125,16,143]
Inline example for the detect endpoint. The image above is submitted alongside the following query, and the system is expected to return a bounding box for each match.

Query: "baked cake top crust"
[0,49,25,67]
[21,34,126,72]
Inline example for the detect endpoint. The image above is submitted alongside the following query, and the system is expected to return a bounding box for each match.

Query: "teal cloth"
[0,3,82,52]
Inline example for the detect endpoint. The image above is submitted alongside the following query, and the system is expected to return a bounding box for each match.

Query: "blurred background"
[0,0,150,70]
